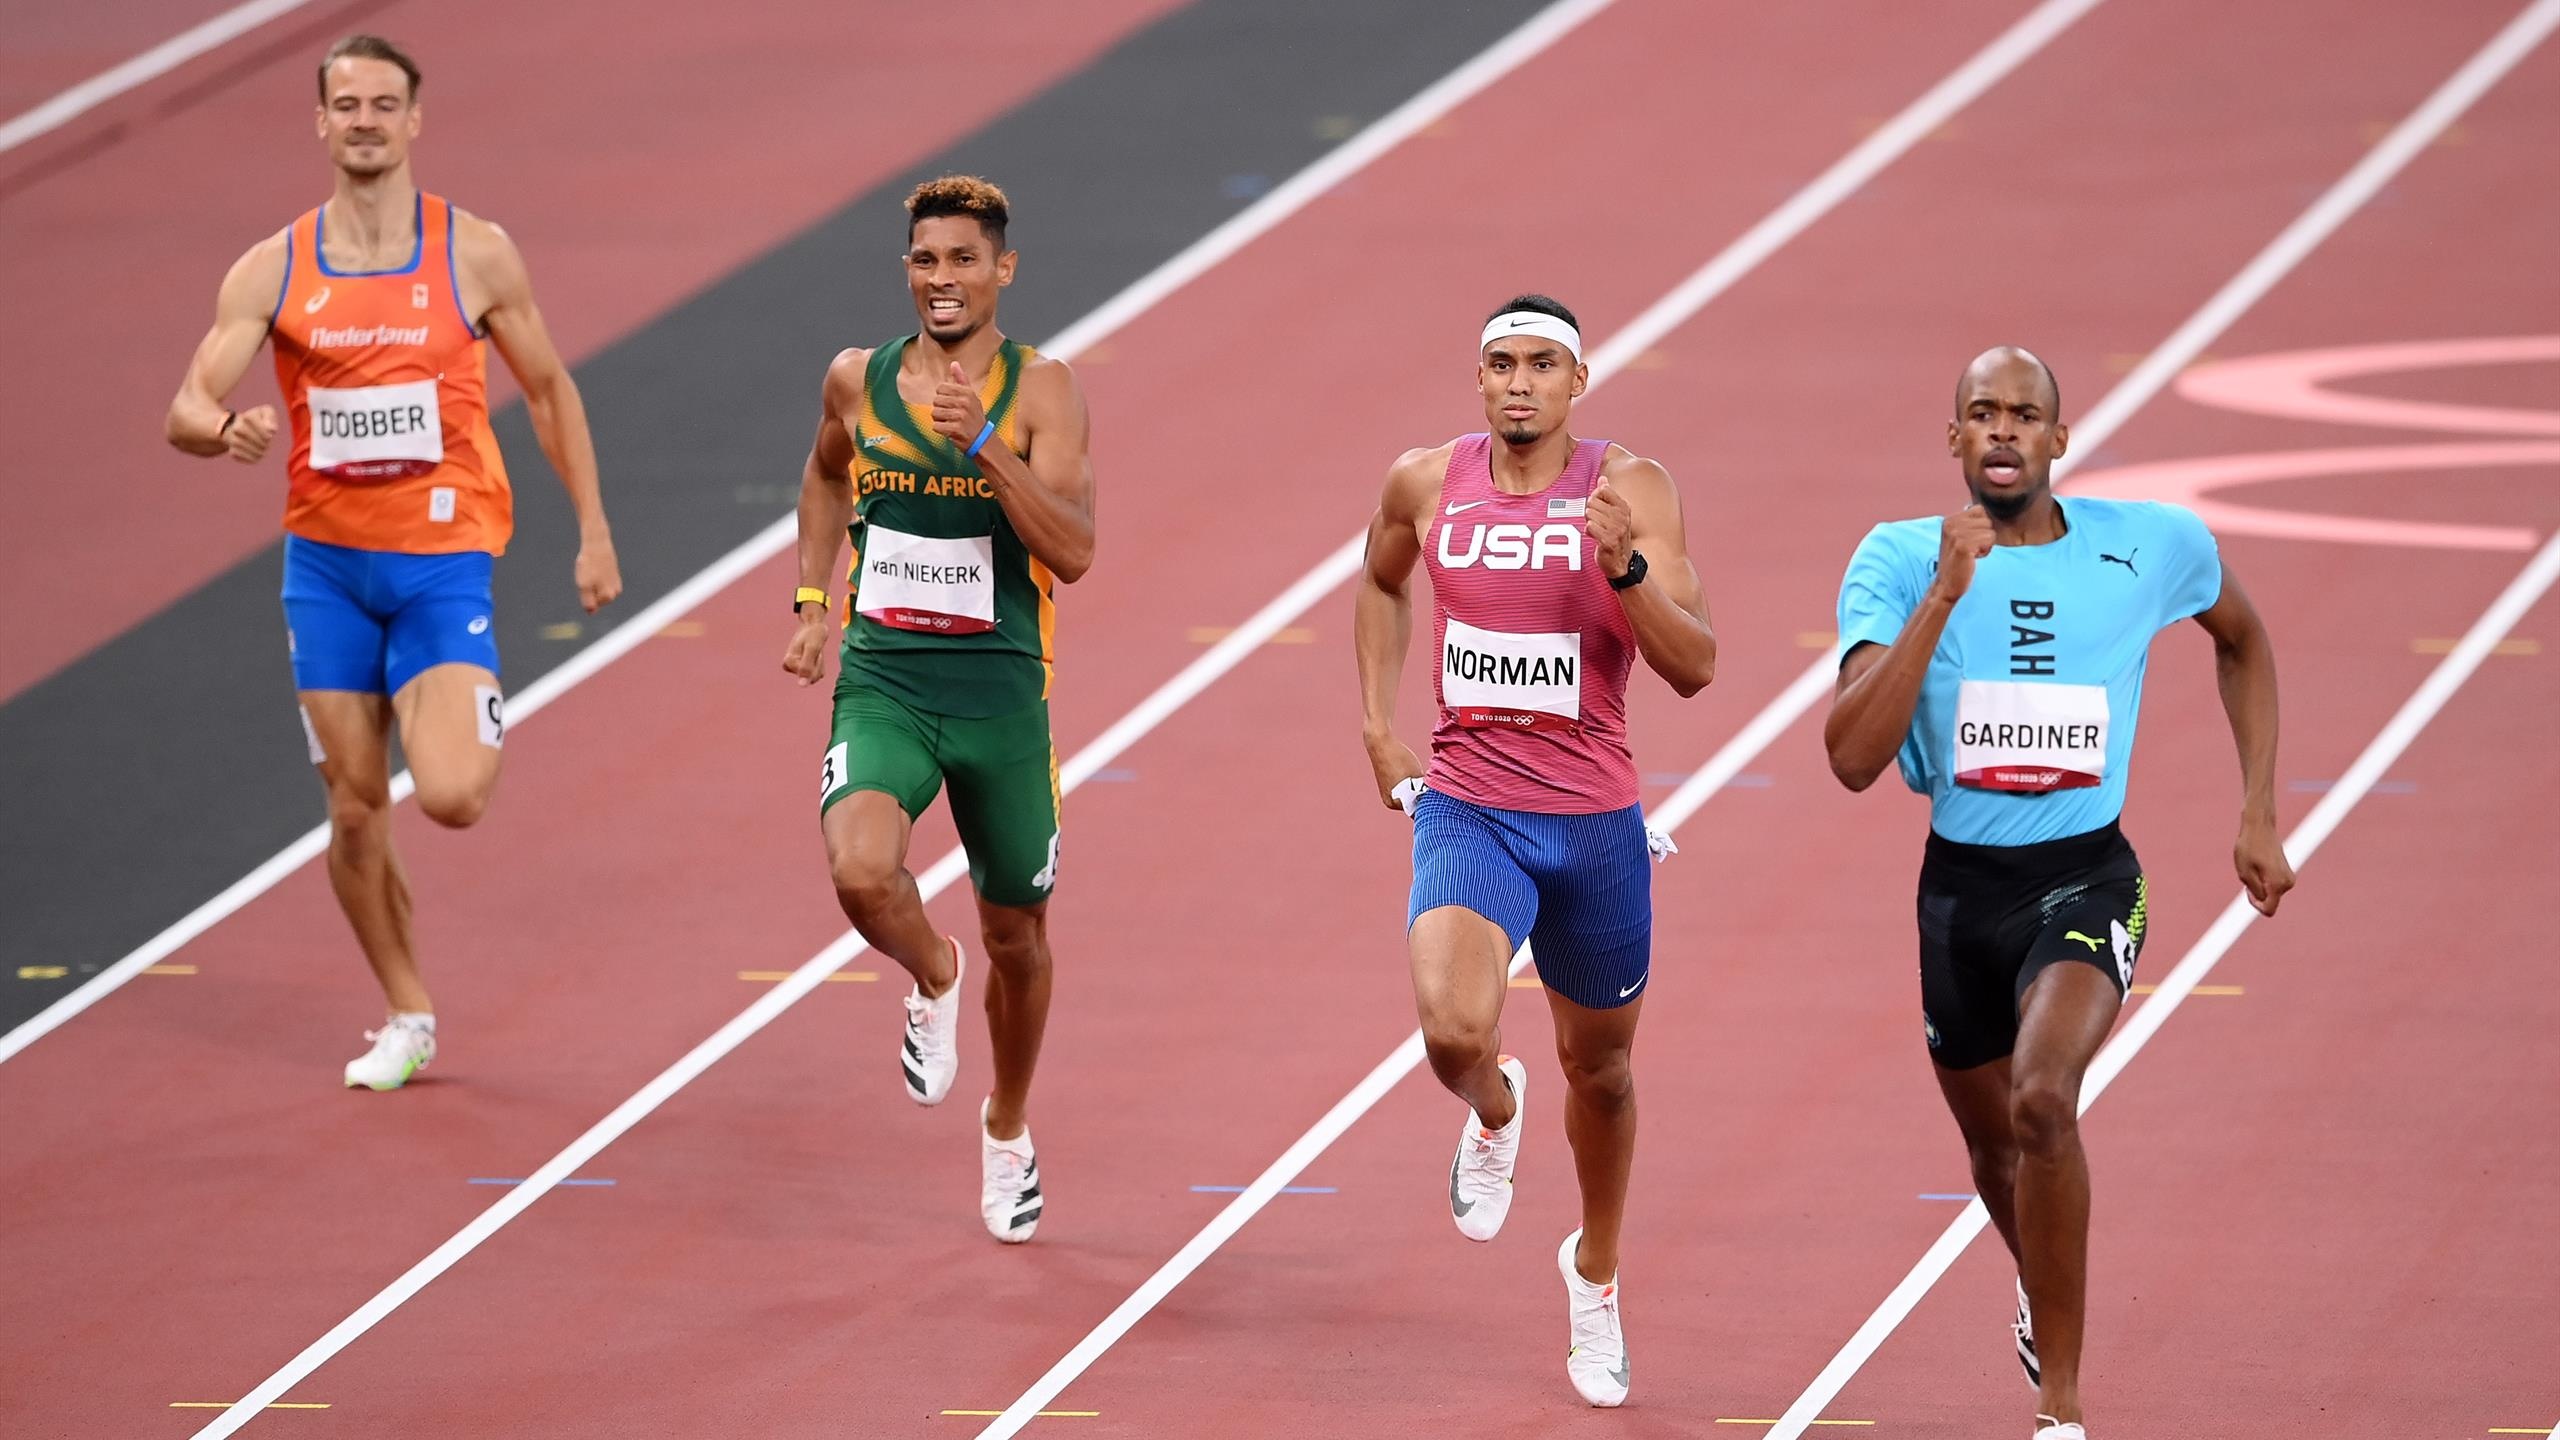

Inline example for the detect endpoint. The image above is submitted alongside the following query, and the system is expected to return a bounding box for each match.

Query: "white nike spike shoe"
[1558,1228,1630,1407]
[1448,1055,1526,1241]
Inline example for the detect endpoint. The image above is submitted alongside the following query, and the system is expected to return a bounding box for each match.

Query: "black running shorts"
[1914,821,2149,1071]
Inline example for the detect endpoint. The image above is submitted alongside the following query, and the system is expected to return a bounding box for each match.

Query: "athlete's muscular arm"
[2191,566,2295,916]
[165,234,287,461]
[1354,448,1442,811]
[1825,505,1994,791]
[783,349,866,686]
[931,359,1096,582]
[459,213,620,613]
[1587,449,1715,698]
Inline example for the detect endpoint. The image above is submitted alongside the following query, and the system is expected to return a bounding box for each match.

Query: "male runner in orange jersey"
[164,35,620,1089]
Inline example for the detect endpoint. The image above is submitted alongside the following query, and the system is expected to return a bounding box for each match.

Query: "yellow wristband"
[793,586,830,613]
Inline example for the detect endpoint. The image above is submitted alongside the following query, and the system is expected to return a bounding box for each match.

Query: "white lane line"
[173,3,1637,1432]
[0,0,317,157]
[1761,4,2560,1432]
[1,0,1626,1070]
[968,0,2131,1431]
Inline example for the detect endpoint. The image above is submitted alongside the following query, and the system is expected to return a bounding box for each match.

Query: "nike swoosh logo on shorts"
[1619,976,1647,999]
[1444,499,1491,516]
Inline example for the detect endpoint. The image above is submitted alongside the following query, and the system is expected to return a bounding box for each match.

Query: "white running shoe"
[343,1016,435,1091]
[900,938,963,1105]
[2014,1275,2042,1390]
[1449,1055,1527,1241]
[1558,1228,1630,1407]
[2033,1418,2086,1439]
[980,1099,1041,1243]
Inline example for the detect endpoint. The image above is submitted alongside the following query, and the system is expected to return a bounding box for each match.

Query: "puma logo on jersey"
[1438,522,1582,571]
[2100,548,2140,576]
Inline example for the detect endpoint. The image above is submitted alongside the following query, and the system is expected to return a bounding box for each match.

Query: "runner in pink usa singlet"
[1425,431,1637,813]
[1351,295,1719,1409]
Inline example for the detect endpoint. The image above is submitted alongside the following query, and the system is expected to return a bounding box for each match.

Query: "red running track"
[4,0,2554,1437]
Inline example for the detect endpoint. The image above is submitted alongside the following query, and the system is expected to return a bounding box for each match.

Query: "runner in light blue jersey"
[1823,347,2295,1440]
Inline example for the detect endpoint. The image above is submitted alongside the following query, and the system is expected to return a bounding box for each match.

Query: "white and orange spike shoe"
[1558,1228,1630,1407]
[1448,1055,1527,1241]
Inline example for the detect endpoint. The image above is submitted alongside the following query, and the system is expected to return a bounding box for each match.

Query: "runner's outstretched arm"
[1826,505,1993,790]
[931,359,1095,582]
[166,236,288,460]
[2190,566,2294,915]
[1589,450,1714,697]
[464,215,618,613]
[783,350,865,686]
[1355,448,1437,810]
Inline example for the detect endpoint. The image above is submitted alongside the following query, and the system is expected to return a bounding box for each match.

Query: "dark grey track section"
[0,0,1552,1038]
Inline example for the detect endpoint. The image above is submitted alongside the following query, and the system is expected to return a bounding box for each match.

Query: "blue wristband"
[965,420,996,459]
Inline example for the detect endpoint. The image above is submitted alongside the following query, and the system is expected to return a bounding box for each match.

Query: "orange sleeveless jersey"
[270,192,512,555]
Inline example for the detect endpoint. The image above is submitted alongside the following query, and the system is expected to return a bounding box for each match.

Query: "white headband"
[1480,311,1582,362]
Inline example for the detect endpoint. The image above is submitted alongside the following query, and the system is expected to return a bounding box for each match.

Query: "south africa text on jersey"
[858,467,1001,500]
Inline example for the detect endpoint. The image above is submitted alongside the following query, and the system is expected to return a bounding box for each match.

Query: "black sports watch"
[1607,549,1649,591]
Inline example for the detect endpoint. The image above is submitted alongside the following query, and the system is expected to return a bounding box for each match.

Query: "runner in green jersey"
[782,176,1096,1243]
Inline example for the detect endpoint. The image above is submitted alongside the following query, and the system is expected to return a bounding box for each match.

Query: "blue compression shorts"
[1408,790,1654,1009]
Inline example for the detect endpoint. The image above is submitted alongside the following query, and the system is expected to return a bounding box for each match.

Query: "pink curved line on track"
[2069,442,2552,550]
[2173,334,2560,435]
[2070,335,2560,549]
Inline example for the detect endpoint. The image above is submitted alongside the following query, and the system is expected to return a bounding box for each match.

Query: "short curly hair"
[906,175,1010,250]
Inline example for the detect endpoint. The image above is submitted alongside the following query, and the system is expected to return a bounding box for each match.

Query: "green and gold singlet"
[840,335,1054,718]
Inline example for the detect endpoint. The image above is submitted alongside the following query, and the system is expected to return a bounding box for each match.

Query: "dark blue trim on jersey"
[314,192,425,277]
[444,202,485,337]
[268,228,294,328]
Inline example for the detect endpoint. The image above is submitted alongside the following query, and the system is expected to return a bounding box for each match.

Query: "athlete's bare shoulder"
[1600,442,1681,513]
[1017,349,1087,420]
[216,228,293,318]
[447,208,523,277]
[1381,441,1455,521]
[822,346,871,415]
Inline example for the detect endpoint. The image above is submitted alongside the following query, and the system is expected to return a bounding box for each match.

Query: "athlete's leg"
[821,686,961,993]
[1411,907,1520,1127]
[1520,805,1654,1282]
[382,550,506,828]
[971,896,1051,1141]
[301,690,430,1015]
[1407,794,1536,1129]
[940,698,1064,1129]
[1935,1058,2023,1261]
[822,790,958,993]
[392,662,504,829]
[2007,960,2119,1427]
[1544,987,1643,1282]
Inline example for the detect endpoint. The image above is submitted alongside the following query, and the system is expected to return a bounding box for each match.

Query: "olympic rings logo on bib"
[1442,616,1580,732]
[856,526,997,635]
[1953,679,2108,792]
[307,379,443,480]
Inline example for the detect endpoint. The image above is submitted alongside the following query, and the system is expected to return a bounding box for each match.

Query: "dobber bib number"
[856,526,996,634]
[1954,680,2108,792]
[1442,616,1579,731]
[307,379,442,479]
